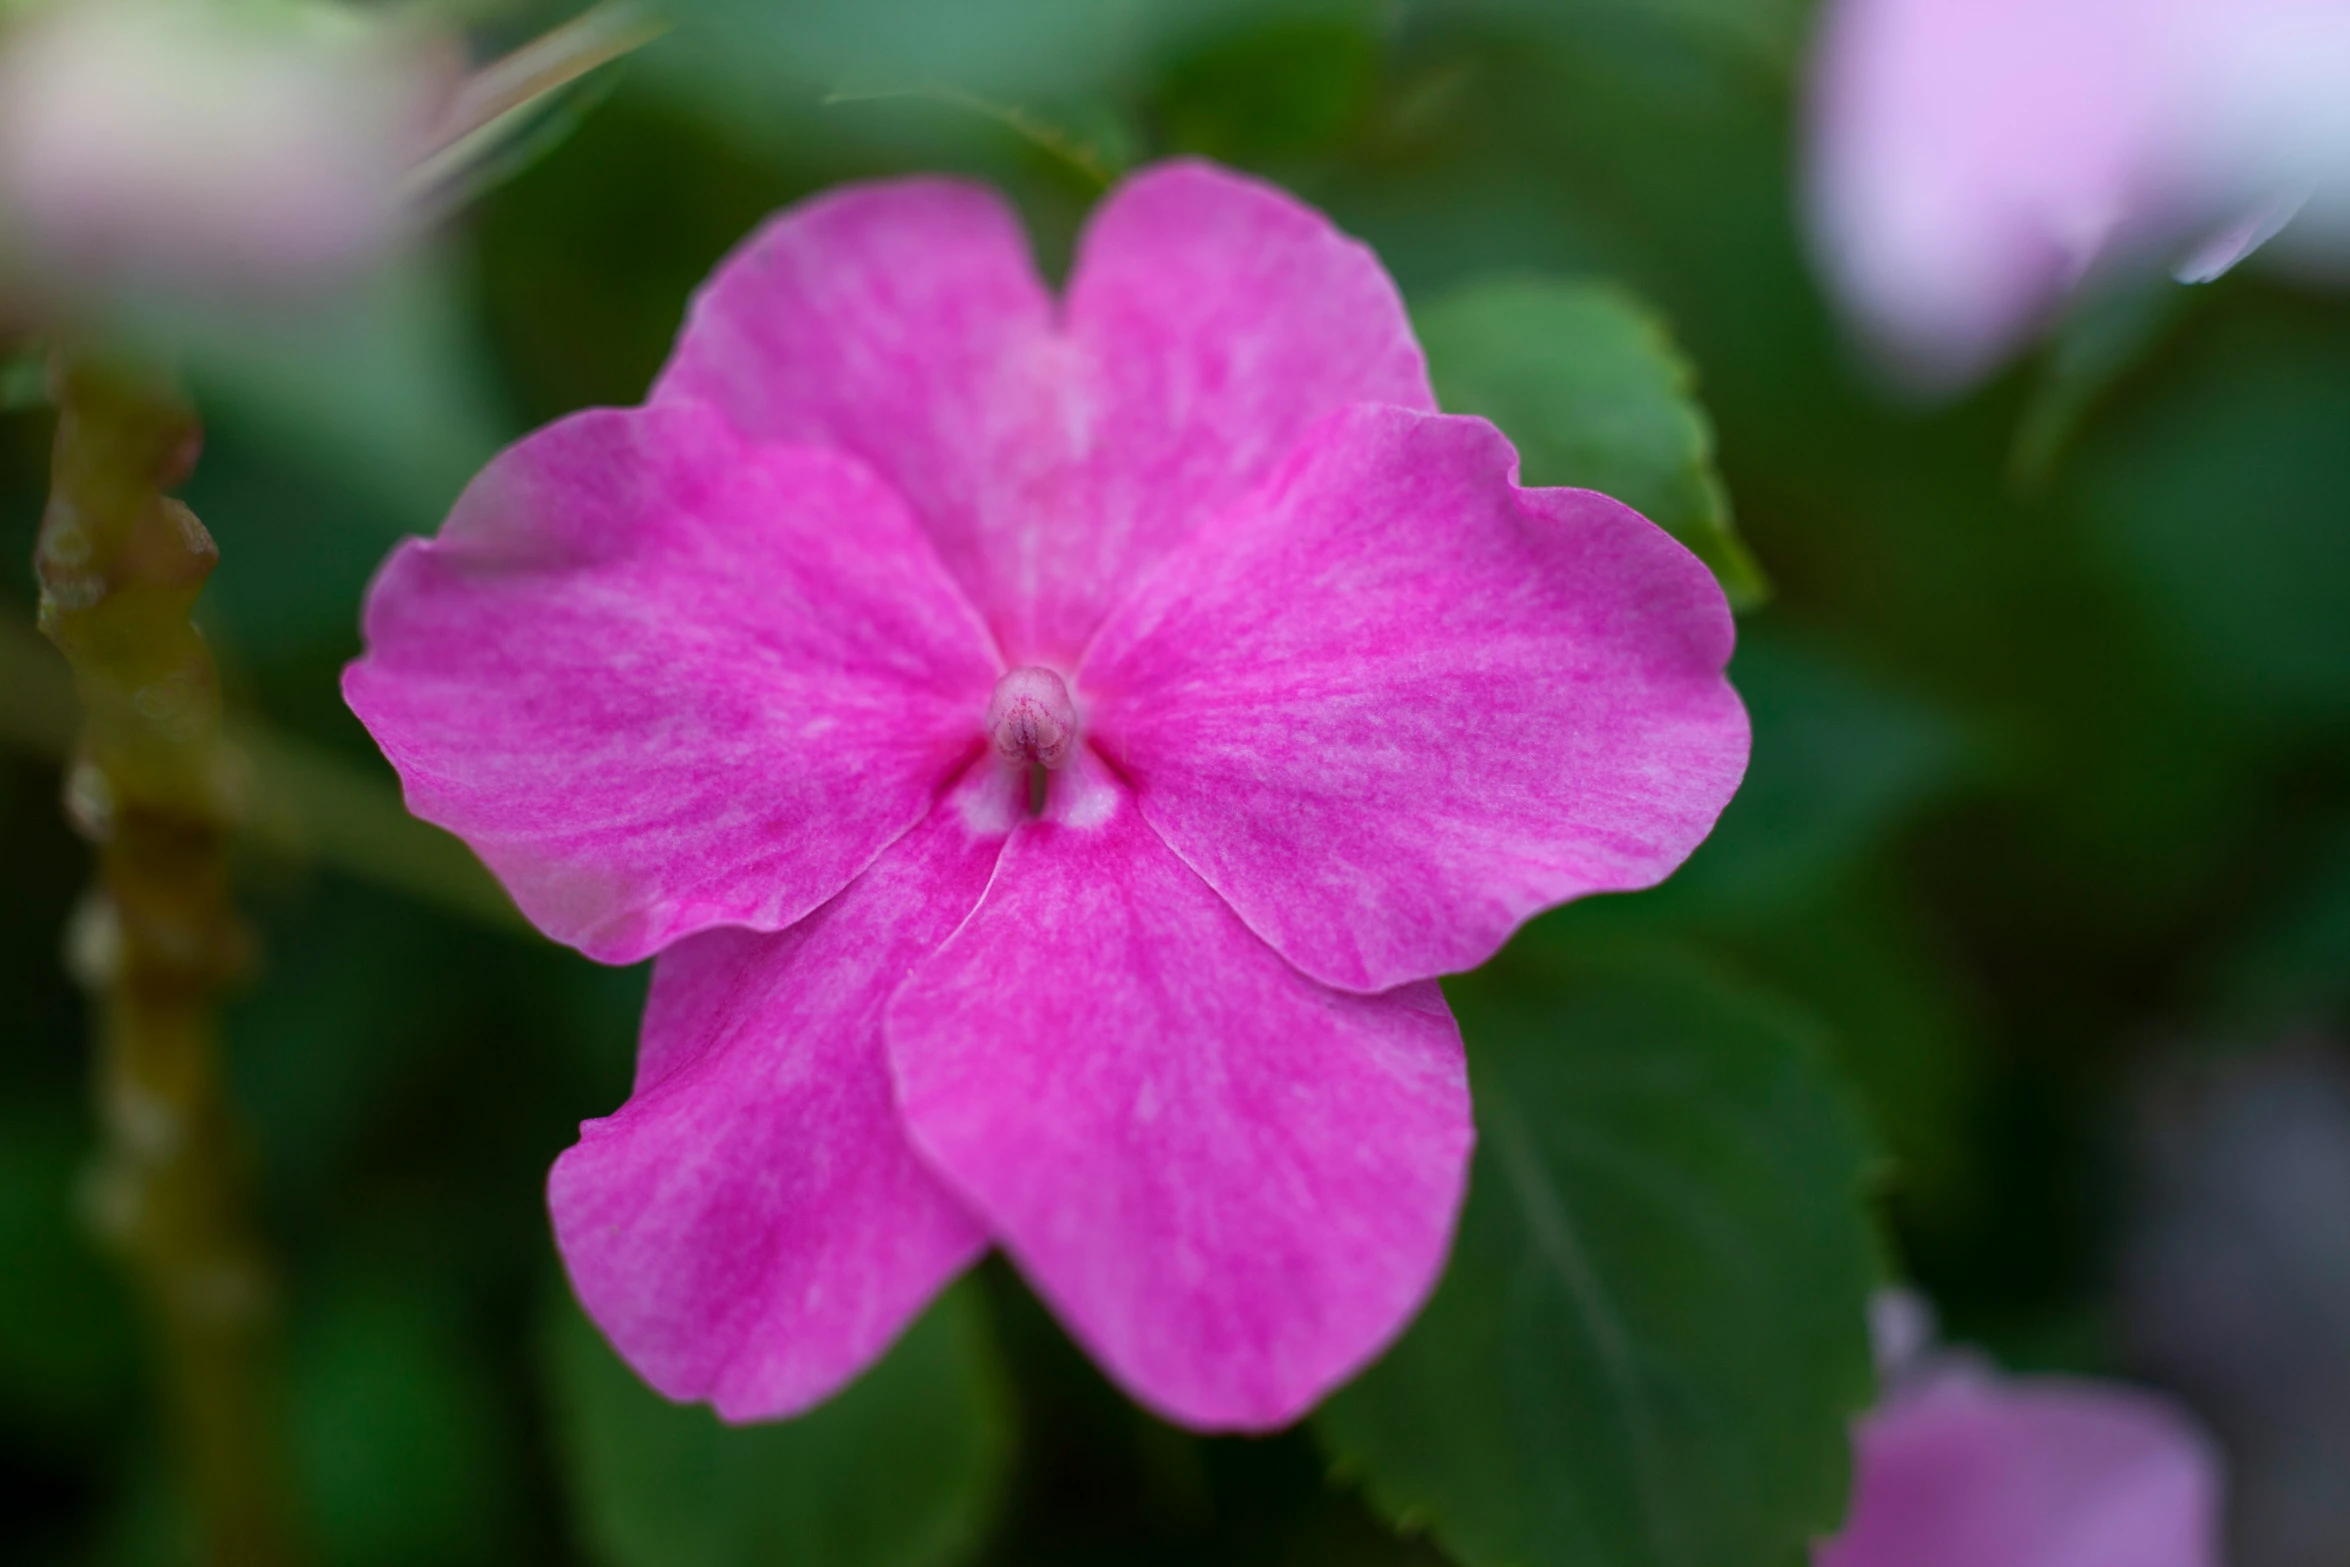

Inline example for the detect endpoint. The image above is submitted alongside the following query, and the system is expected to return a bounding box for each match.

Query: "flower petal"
[1079,404,1748,995]
[1026,158,1436,659]
[345,400,997,963]
[648,175,1055,653]
[886,757,1472,1432]
[1816,1371,2224,1567]
[548,783,1015,1422]
[649,161,1434,665]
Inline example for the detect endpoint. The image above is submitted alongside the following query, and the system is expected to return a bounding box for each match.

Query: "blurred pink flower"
[1818,1298,2226,1567]
[0,0,450,302]
[343,161,1749,1429]
[1806,0,2350,390]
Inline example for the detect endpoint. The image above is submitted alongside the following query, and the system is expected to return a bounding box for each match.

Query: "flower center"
[986,665,1079,771]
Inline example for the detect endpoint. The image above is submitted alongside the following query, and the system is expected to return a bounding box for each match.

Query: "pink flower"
[0,0,452,303]
[1806,0,2350,390]
[1817,1301,2225,1567]
[344,161,1748,1430]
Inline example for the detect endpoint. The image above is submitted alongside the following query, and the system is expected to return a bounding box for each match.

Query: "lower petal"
[549,776,1016,1422]
[886,757,1472,1431]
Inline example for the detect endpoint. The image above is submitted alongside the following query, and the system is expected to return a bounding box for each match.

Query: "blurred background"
[3,1,2347,1564]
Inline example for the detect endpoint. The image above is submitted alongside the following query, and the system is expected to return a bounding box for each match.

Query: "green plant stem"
[34,353,303,1566]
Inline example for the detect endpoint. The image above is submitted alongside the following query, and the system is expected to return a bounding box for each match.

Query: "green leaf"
[545,1277,1014,1567]
[1317,953,1879,1567]
[1415,275,1769,609]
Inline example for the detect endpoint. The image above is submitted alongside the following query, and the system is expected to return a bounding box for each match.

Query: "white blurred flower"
[1806,0,2350,393]
[0,0,455,305]
[2174,0,2350,275]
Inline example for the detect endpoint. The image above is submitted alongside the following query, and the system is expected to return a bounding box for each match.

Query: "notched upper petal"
[1018,158,1438,661]
[647,159,1439,667]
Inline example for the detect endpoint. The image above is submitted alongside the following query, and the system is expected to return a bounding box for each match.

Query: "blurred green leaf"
[1724,884,1985,1227]
[0,1111,138,1435]
[120,259,508,534]
[290,1272,522,1567]
[1152,18,1379,164]
[1531,634,1977,939]
[1318,954,1878,1567]
[662,0,1138,100]
[1416,275,1768,608]
[662,0,1381,103]
[1664,634,1974,916]
[2073,305,2350,721]
[1523,634,1984,1235]
[1429,0,1817,72]
[546,1277,1013,1567]
[820,84,1130,191]
[0,349,46,411]
[2207,823,2350,1029]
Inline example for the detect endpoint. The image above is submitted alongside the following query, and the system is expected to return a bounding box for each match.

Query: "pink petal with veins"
[550,780,1014,1421]
[653,160,1430,663]
[345,401,998,962]
[1081,405,1746,994]
[888,755,1472,1430]
[351,158,1749,1431]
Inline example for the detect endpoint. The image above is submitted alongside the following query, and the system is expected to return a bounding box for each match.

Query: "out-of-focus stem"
[34,353,301,1566]
[400,0,671,210]
[1,614,526,931]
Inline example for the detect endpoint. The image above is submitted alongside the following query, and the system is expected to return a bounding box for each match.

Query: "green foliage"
[1535,632,1988,1229]
[1152,20,1379,163]
[5,0,2350,1559]
[0,349,46,411]
[138,261,508,534]
[0,1112,138,1436]
[2072,299,2350,721]
[1319,954,1880,1567]
[2206,826,2350,1028]
[1416,276,1769,608]
[1658,634,1976,918]
[658,0,1383,102]
[289,1271,523,1566]
[545,1280,1013,1567]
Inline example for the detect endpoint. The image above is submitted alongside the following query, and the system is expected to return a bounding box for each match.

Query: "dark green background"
[5,1,2346,1563]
